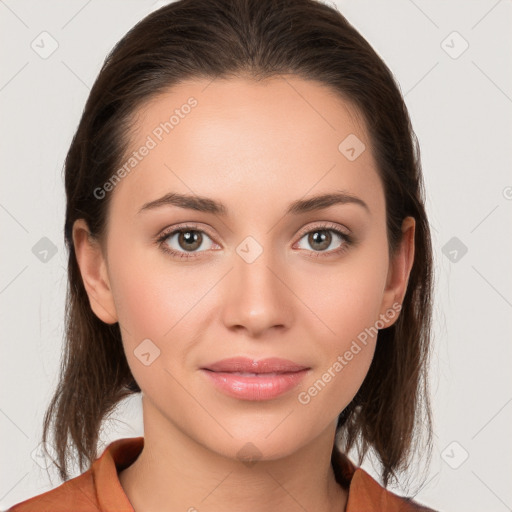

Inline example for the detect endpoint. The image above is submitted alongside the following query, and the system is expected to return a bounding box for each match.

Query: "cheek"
[294,243,389,346]
[106,239,215,382]
[295,270,383,417]
[107,233,206,336]
[292,238,389,410]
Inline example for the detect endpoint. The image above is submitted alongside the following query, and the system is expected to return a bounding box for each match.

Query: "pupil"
[180,231,201,250]
[310,230,330,250]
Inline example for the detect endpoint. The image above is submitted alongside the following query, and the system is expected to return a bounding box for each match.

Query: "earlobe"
[72,219,118,324]
[379,216,415,328]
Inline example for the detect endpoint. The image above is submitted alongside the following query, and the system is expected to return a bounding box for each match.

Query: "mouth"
[201,356,310,374]
[200,357,310,401]
[205,371,295,377]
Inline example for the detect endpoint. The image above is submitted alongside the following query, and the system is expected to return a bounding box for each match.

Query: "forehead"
[109,75,383,218]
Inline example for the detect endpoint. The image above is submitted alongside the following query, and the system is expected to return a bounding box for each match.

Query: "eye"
[294,223,352,257]
[156,224,218,259]
[156,222,353,260]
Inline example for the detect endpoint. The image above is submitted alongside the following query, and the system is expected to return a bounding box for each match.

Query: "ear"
[378,216,415,328]
[72,219,118,324]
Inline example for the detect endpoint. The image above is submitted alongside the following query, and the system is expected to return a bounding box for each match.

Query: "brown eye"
[307,230,332,251]
[158,227,216,258]
[297,228,348,253]
[177,230,203,251]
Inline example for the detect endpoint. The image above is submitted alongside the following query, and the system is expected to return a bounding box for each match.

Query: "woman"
[7,0,437,510]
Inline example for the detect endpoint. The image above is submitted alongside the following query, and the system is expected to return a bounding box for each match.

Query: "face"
[74,75,414,461]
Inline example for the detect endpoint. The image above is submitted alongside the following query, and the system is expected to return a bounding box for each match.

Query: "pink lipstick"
[200,357,310,401]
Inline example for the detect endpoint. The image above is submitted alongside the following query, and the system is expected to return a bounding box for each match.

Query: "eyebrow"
[138,190,370,216]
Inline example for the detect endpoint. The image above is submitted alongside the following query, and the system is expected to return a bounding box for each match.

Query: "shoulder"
[5,437,143,512]
[331,446,438,511]
[5,470,99,512]
[347,467,438,511]
[394,496,438,511]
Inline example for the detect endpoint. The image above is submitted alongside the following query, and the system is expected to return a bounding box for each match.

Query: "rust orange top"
[7,437,435,511]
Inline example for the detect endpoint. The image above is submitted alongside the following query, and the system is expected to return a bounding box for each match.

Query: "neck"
[118,401,348,512]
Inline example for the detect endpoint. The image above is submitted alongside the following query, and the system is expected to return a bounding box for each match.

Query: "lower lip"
[200,369,309,401]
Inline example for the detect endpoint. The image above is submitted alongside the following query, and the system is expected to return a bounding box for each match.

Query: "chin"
[200,423,316,463]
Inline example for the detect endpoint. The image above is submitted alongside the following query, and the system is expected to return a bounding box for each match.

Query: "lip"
[200,357,311,401]
[202,357,309,373]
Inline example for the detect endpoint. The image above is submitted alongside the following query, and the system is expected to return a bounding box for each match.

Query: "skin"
[73,75,415,512]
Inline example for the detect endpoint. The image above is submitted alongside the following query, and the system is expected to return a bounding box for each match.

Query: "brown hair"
[42,0,434,491]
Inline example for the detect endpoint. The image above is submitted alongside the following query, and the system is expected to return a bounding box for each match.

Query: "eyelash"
[155,222,353,260]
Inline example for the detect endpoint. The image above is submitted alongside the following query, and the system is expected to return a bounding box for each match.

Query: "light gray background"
[1,1,511,511]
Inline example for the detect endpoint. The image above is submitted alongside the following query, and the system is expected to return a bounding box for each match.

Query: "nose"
[220,241,293,338]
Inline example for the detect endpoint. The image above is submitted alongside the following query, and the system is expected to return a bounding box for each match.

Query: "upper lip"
[201,357,310,374]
